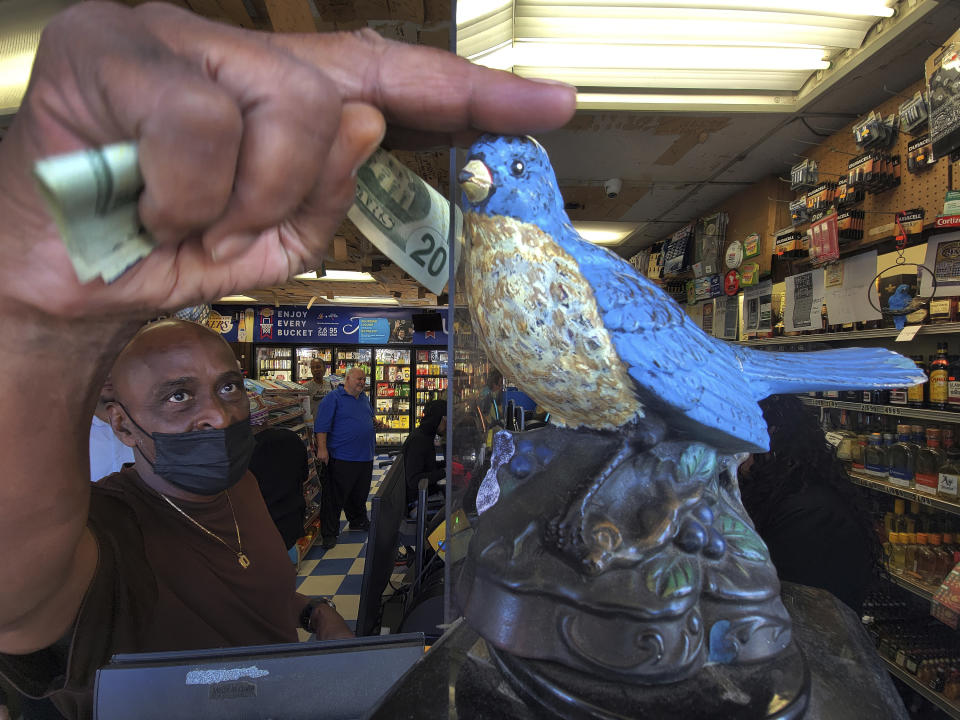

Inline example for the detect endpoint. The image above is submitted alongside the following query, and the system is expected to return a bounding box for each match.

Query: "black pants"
[320,458,373,538]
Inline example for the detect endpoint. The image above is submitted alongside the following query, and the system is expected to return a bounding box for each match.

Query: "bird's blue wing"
[552,226,770,452]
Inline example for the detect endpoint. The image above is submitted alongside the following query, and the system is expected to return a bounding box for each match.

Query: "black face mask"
[117,404,254,495]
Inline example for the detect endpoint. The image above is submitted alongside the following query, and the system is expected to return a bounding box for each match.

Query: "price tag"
[824,431,844,447]
[896,324,922,342]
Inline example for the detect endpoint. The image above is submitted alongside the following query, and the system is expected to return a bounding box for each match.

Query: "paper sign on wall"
[823,250,883,326]
[784,270,825,333]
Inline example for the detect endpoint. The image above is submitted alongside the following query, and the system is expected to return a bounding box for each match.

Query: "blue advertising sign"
[205,304,447,346]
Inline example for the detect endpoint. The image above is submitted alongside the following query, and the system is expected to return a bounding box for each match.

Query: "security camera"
[604,178,623,199]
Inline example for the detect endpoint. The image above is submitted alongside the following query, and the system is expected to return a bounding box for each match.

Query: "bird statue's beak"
[459,160,492,204]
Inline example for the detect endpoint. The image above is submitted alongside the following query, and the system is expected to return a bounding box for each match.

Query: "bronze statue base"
[488,640,809,720]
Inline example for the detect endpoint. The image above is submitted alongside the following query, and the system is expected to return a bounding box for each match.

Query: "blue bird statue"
[458,135,925,454]
[888,283,914,331]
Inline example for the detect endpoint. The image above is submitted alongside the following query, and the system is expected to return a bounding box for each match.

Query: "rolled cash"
[34,143,154,283]
[33,142,461,292]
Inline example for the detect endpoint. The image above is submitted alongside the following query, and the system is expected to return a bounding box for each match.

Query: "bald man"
[88,376,134,482]
[1,321,351,718]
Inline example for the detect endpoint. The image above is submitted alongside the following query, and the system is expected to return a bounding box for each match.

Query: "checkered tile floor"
[296,456,406,635]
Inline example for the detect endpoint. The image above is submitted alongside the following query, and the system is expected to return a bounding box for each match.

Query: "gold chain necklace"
[160,491,251,569]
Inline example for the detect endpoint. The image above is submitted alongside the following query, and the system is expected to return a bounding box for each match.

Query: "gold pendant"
[238,553,251,569]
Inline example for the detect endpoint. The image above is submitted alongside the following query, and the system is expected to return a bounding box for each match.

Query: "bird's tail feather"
[736,346,925,398]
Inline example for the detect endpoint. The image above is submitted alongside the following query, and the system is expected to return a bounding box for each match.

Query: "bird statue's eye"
[510,159,525,176]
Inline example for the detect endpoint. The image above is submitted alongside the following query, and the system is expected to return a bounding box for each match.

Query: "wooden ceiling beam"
[263,0,317,32]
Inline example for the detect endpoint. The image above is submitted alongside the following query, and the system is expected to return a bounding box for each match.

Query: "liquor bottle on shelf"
[891,499,907,532]
[889,533,906,575]
[929,296,958,324]
[907,356,927,408]
[938,444,960,501]
[851,434,867,469]
[930,343,950,410]
[904,532,919,578]
[932,534,954,584]
[916,533,938,584]
[916,428,946,496]
[887,424,918,489]
[864,433,889,478]
[863,388,890,405]
[950,355,960,412]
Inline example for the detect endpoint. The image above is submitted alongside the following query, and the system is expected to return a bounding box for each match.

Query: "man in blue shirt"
[314,367,376,549]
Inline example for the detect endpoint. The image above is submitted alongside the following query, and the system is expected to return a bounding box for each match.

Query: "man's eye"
[221,382,240,394]
[168,390,191,403]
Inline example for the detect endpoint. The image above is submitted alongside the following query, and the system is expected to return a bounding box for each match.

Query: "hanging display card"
[921,231,960,296]
[784,270,825,333]
[701,300,714,335]
[713,296,739,340]
[823,251,883,326]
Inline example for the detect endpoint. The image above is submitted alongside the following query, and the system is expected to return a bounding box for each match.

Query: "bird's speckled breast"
[465,212,641,429]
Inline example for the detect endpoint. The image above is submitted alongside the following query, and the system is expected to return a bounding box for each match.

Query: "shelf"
[304,506,321,532]
[883,569,937,601]
[847,469,960,516]
[252,409,305,432]
[738,323,960,346]
[801,397,960,423]
[882,657,960,719]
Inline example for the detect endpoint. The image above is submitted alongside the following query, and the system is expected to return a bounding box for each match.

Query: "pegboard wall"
[795,77,955,238]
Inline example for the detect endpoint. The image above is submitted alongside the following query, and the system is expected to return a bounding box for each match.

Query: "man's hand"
[311,603,354,641]
[0,1,575,319]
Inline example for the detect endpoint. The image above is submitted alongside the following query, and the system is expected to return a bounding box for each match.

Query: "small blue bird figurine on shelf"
[887,283,914,331]
[458,135,924,454]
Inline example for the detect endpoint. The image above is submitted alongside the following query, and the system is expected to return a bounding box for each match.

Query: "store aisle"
[296,457,398,635]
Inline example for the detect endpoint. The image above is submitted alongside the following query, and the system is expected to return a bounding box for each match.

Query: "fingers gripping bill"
[33,142,462,293]
[34,143,154,284]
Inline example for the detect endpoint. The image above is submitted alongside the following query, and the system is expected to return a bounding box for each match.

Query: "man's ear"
[105,402,138,449]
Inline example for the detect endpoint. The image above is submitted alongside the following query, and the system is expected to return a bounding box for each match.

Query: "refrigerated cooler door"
[295,346,333,383]
[333,347,373,393]
[414,349,449,423]
[374,348,412,449]
[257,346,294,382]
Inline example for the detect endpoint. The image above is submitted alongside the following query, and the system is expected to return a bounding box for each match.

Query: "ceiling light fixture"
[219,295,259,302]
[575,91,799,111]
[324,296,400,306]
[0,0,77,117]
[572,222,641,246]
[293,269,377,282]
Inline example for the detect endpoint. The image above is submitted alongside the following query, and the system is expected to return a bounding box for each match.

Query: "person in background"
[89,376,135,482]
[403,400,447,507]
[738,394,875,613]
[477,368,504,428]
[303,358,333,426]
[249,427,308,565]
[314,367,377,549]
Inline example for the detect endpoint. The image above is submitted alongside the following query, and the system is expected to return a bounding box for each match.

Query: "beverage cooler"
[373,348,412,448]
[256,346,295,382]
[414,349,449,422]
[295,347,333,381]
[254,344,448,450]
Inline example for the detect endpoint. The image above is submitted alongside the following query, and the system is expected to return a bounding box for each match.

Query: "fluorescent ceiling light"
[325,296,400,305]
[514,13,869,49]
[293,269,376,282]
[573,222,640,246]
[575,91,798,111]
[0,0,76,115]
[487,44,830,71]
[517,67,811,91]
[514,0,894,18]
[219,295,259,302]
[457,0,511,25]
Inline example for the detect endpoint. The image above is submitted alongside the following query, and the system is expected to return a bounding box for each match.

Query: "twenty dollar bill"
[349,148,461,295]
[33,142,462,294]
